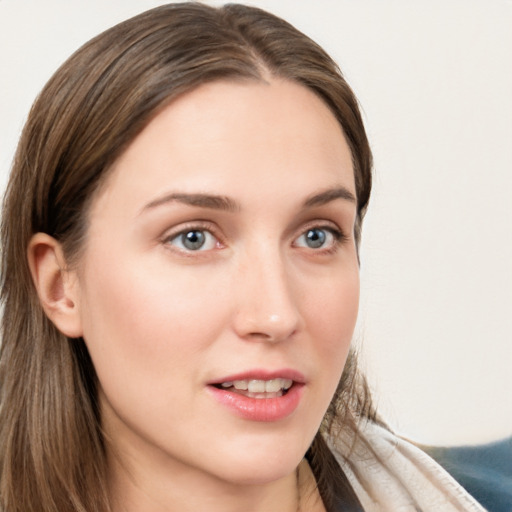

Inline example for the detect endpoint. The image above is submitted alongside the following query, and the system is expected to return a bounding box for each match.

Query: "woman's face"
[74,79,359,486]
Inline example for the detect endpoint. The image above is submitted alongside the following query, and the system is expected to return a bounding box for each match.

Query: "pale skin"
[28,79,360,512]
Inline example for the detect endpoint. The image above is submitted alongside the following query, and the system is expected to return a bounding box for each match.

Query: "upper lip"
[208,368,306,385]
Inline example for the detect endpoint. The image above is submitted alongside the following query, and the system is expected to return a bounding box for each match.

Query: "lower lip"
[207,383,304,422]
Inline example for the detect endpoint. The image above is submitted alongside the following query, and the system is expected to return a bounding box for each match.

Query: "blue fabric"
[424,437,512,512]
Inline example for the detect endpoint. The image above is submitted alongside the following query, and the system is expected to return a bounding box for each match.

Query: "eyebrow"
[302,186,356,208]
[141,192,240,214]
[141,186,356,215]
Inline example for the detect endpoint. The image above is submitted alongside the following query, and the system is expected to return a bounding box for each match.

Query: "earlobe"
[27,233,83,338]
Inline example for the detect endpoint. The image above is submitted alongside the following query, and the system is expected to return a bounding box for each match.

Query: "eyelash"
[162,221,222,254]
[162,222,347,255]
[292,224,347,254]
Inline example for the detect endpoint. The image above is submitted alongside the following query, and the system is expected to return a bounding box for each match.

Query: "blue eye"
[295,227,338,249]
[168,229,217,251]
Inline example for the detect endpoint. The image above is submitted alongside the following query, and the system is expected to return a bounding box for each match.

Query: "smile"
[207,370,305,421]
[215,378,294,398]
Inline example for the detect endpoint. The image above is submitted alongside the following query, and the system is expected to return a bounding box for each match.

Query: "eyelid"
[291,220,348,251]
[159,218,349,255]
[294,219,347,239]
[161,220,225,253]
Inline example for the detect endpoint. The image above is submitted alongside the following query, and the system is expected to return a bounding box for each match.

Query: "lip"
[206,368,306,422]
[208,368,306,386]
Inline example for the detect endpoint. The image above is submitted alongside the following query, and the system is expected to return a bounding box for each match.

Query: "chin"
[204,431,311,485]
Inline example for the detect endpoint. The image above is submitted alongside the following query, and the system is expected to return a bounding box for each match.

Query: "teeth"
[220,378,294,392]
[248,380,266,393]
[264,378,293,392]
[282,379,293,390]
[247,391,283,399]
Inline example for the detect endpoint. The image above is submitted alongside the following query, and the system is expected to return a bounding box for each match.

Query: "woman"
[0,3,485,511]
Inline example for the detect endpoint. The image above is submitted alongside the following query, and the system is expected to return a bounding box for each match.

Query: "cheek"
[304,266,359,346]
[78,257,227,373]
[76,255,232,444]
[304,266,359,390]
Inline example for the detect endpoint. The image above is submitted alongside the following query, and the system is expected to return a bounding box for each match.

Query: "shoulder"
[326,421,487,511]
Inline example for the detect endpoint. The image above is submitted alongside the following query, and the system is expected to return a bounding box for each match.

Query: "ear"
[27,233,83,338]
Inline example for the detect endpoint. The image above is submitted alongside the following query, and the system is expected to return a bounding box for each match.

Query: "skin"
[30,79,359,511]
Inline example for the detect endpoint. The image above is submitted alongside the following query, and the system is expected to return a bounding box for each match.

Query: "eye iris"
[306,228,326,248]
[182,230,205,250]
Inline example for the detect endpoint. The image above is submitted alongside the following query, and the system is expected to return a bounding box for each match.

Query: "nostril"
[247,331,272,339]
[244,328,297,343]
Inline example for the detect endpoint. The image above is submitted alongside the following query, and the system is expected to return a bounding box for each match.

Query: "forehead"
[90,78,355,217]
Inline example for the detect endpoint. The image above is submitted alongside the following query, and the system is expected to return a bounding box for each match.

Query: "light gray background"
[1,0,511,445]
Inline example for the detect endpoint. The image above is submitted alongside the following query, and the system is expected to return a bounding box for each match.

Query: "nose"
[232,246,302,343]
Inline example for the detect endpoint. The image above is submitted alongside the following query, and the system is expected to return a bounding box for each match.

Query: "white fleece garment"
[328,422,487,511]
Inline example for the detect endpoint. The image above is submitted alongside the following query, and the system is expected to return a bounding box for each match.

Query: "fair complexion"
[29,79,359,512]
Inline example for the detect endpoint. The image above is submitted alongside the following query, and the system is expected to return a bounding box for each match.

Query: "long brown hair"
[0,3,375,511]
